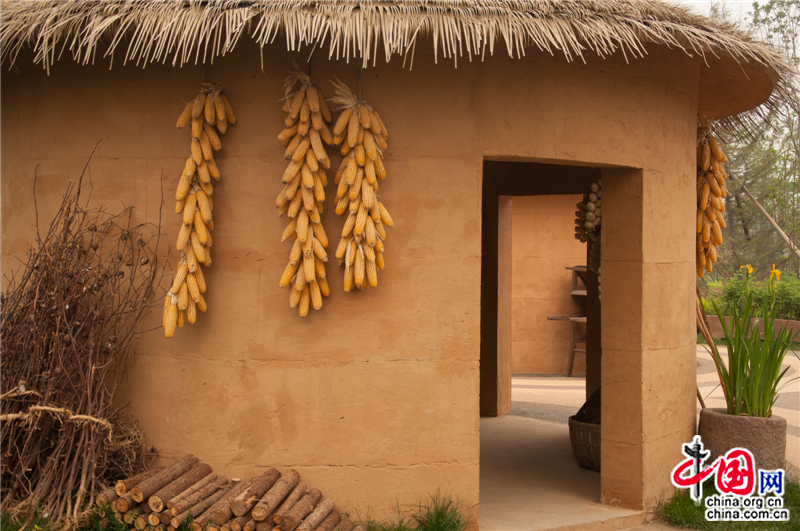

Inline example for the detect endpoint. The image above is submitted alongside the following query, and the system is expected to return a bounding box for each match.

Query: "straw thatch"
[0,0,796,133]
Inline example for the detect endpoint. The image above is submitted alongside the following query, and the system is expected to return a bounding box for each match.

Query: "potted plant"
[698,264,799,470]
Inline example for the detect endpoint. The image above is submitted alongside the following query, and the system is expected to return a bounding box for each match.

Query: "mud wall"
[2,42,700,514]
[510,195,587,375]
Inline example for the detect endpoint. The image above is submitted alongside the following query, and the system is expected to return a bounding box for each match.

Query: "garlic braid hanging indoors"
[276,70,335,316]
[329,79,394,292]
[165,82,236,337]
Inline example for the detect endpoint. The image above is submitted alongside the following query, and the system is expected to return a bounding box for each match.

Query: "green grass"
[362,493,472,531]
[659,479,800,530]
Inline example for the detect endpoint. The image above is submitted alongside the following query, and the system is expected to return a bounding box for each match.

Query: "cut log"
[154,525,167,531]
[312,509,341,531]
[279,489,322,531]
[209,477,254,524]
[134,515,148,530]
[123,505,143,524]
[167,472,218,509]
[131,455,199,503]
[148,510,172,527]
[98,517,109,529]
[231,515,251,531]
[140,501,154,514]
[96,486,118,508]
[116,493,136,513]
[231,468,281,517]
[170,486,231,529]
[268,480,306,524]
[149,462,213,512]
[331,518,354,531]
[351,526,367,531]
[189,482,246,531]
[297,499,334,531]
[116,467,165,497]
[243,518,257,531]
[170,476,229,516]
[252,470,300,521]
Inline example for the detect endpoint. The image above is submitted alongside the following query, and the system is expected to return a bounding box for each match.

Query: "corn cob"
[276,72,334,315]
[329,79,393,292]
[166,83,234,337]
[695,122,729,277]
[177,101,193,128]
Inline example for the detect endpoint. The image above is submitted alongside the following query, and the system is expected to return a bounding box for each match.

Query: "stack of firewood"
[96,455,364,531]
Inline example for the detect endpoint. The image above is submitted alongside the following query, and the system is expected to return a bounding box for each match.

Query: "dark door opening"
[480,161,600,416]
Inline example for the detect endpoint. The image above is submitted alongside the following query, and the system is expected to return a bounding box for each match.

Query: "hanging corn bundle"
[165,82,236,337]
[575,179,602,298]
[276,71,335,316]
[695,120,729,278]
[328,78,393,292]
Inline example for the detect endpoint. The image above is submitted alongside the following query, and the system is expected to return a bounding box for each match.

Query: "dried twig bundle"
[276,70,334,316]
[169,82,236,335]
[329,79,393,292]
[0,154,161,530]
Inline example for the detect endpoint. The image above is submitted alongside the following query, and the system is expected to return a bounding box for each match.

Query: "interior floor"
[479,414,640,531]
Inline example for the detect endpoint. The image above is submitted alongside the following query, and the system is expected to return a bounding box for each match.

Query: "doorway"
[480,161,599,416]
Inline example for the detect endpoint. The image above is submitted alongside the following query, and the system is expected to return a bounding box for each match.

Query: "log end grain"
[131,486,145,503]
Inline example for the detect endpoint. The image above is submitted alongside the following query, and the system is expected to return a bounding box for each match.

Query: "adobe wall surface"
[2,42,699,515]
[510,195,586,375]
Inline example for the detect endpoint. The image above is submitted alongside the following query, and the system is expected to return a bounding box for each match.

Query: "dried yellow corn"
[354,248,365,288]
[296,210,309,243]
[197,162,211,184]
[190,232,206,263]
[298,120,310,137]
[305,149,319,173]
[282,217,298,242]
[191,139,203,165]
[196,293,207,312]
[177,222,191,251]
[279,124,299,145]
[285,134,302,160]
[178,282,189,310]
[301,163,315,189]
[207,157,220,179]
[293,137,311,162]
[194,211,210,244]
[378,202,394,226]
[187,297,197,324]
[283,160,303,183]
[186,273,201,302]
[216,115,228,135]
[198,178,213,197]
[304,255,315,283]
[214,93,226,122]
[300,98,311,123]
[204,123,222,151]
[289,90,305,120]
[192,93,206,118]
[204,93,216,124]
[311,111,324,131]
[280,260,300,288]
[289,286,302,308]
[177,101,193,128]
[374,156,386,179]
[196,190,212,223]
[192,115,203,138]
[347,113,360,148]
[312,221,328,247]
[343,264,355,292]
[314,256,327,279]
[376,250,385,270]
[299,285,310,316]
[221,94,236,124]
[366,260,378,287]
[164,305,178,337]
[310,280,322,310]
[334,108,353,137]
[171,263,189,293]
[182,194,197,225]
[287,190,303,219]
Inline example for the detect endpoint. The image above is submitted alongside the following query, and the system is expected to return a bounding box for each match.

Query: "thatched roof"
[1,0,796,132]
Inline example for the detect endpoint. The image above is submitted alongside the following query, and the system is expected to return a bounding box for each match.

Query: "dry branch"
[0,152,162,530]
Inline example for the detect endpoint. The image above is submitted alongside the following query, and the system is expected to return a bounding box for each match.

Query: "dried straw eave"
[0,0,796,136]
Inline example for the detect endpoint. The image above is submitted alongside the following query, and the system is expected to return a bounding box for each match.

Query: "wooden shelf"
[571,289,587,297]
[546,315,586,323]
[565,266,587,272]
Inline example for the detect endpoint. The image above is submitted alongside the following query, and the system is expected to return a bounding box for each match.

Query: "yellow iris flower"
[740,264,753,275]
[770,263,781,281]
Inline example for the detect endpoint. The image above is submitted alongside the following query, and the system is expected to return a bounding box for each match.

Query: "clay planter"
[698,408,786,470]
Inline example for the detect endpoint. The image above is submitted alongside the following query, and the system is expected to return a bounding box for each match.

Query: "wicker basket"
[568,415,601,472]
